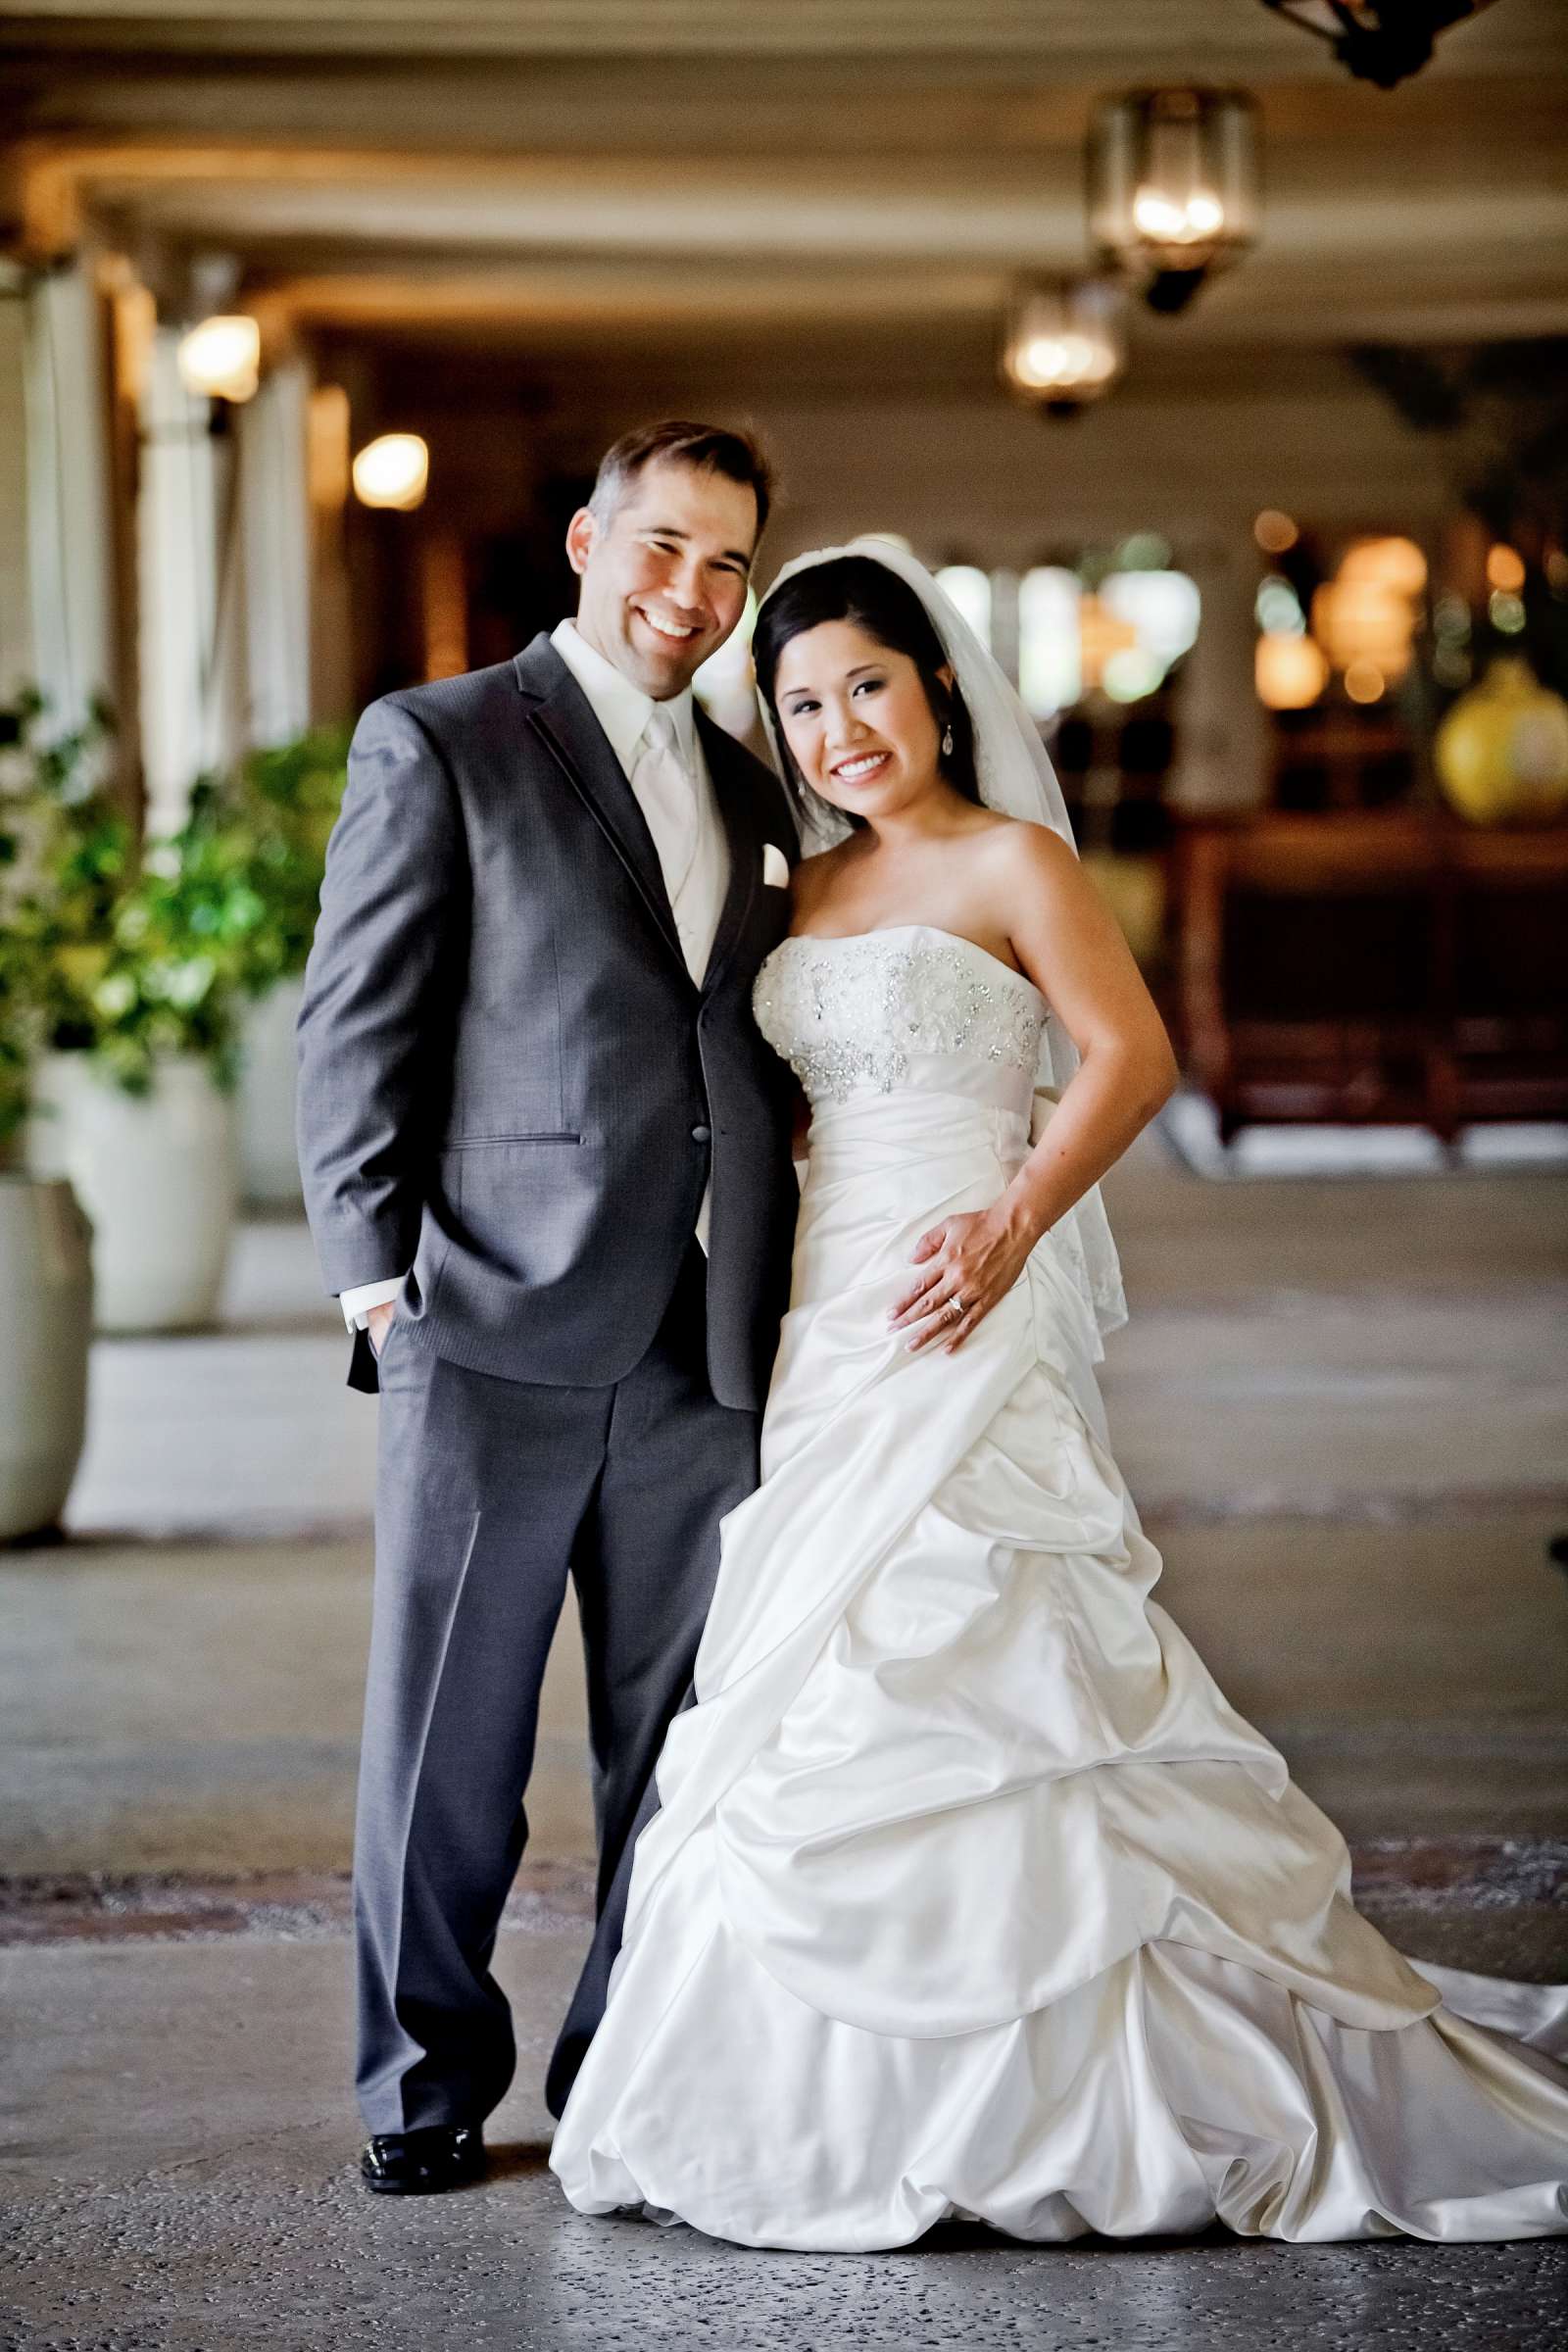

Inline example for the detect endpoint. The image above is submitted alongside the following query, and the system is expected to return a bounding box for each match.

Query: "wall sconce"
[1088,88,1259,314]
[1001,278,1126,416]
[352,434,430,512]
[175,315,261,404]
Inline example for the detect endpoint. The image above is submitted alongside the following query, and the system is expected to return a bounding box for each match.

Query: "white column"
[0,273,34,696]
[238,361,312,746]
[1168,537,1268,815]
[19,260,116,732]
[137,327,247,834]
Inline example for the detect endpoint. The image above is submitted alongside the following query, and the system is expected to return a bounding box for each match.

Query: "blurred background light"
[1340,536,1428,596]
[1113,532,1173,571]
[1017,567,1083,719]
[352,433,430,512]
[1255,574,1306,635]
[1312,539,1426,682]
[935,565,994,653]
[175,315,261,404]
[1102,647,1167,703]
[1100,570,1201,671]
[1256,630,1330,709]
[1253,509,1299,554]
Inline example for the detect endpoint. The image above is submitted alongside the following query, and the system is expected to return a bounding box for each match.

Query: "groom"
[296,419,800,2195]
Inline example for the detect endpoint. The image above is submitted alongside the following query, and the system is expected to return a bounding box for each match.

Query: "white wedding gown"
[550,925,1568,2250]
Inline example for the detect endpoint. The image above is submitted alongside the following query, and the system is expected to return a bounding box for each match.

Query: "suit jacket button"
[691,1124,711,1143]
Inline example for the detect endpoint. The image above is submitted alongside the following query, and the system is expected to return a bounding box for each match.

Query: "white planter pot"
[0,1173,93,1542]
[28,1053,238,1333]
[239,974,306,1207]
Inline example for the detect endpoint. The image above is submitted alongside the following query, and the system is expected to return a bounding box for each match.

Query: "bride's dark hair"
[753,555,982,832]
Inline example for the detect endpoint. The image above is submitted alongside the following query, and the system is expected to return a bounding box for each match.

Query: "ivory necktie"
[631,705,698,909]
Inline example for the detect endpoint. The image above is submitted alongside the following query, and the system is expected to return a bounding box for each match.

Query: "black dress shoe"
[360,2124,486,2195]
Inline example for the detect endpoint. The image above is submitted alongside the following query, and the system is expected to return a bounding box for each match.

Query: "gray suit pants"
[354,1245,757,2133]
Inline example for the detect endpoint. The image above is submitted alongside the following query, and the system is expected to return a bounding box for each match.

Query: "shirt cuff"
[338,1275,406,1332]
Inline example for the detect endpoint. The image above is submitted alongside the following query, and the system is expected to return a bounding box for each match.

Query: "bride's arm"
[893,825,1177,1351]
[999,824,1178,1239]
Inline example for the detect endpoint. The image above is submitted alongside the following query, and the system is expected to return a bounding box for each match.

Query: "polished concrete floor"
[3,1129,1566,2346]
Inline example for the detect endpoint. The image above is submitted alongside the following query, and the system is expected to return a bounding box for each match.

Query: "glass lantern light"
[1256,4,1499,91]
[1088,89,1259,315]
[1001,278,1126,417]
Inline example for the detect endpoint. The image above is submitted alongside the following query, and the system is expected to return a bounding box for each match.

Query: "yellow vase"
[1435,656,1568,825]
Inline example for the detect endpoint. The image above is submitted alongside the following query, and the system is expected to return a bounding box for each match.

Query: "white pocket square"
[762,842,790,889]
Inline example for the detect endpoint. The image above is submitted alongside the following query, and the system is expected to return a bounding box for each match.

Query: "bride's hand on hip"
[889,1206,1039,1354]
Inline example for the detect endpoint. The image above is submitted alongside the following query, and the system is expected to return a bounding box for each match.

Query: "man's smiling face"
[565,458,760,701]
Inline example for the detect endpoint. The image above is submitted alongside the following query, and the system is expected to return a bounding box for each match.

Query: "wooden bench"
[1174,813,1568,1144]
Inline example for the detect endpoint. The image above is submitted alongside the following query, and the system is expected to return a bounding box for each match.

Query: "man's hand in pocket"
[367,1300,397,1358]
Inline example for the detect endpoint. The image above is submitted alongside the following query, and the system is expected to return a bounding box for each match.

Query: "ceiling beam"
[18,135,1565,270]
[3,0,1563,74]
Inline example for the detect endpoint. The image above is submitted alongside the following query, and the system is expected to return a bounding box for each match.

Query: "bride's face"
[773,620,950,822]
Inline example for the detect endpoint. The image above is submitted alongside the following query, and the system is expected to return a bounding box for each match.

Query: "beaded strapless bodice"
[753,925,1045,1120]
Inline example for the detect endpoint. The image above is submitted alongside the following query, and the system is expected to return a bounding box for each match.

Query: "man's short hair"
[587,418,773,543]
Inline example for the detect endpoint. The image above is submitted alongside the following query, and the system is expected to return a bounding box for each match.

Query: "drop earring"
[941,724,955,758]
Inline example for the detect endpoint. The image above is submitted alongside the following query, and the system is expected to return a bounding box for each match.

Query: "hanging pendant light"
[1001,278,1126,417]
[1257,3,1499,90]
[1088,89,1259,315]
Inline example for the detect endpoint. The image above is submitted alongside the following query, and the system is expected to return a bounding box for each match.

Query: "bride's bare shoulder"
[984,813,1079,883]
[957,810,1076,892]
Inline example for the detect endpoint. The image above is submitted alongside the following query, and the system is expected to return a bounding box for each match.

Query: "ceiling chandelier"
[1087,88,1259,315]
[1001,278,1126,417]
[1257,2,1501,89]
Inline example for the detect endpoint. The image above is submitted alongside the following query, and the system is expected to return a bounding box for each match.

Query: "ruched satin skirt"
[550,1090,1568,2250]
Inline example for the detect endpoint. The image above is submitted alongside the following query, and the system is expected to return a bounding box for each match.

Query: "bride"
[549,540,1568,2251]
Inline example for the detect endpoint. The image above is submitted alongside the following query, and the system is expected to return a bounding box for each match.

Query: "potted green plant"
[0,701,93,1538]
[225,728,350,1206]
[14,694,258,1331]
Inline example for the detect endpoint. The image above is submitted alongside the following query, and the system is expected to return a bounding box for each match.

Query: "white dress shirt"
[339,620,729,1331]
[550,619,729,986]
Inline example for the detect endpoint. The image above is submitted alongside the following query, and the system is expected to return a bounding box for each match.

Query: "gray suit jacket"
[296,633,801,1412]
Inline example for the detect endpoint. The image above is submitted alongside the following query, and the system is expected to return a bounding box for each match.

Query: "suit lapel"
[698,709,764,994]
[514,635,687,972]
